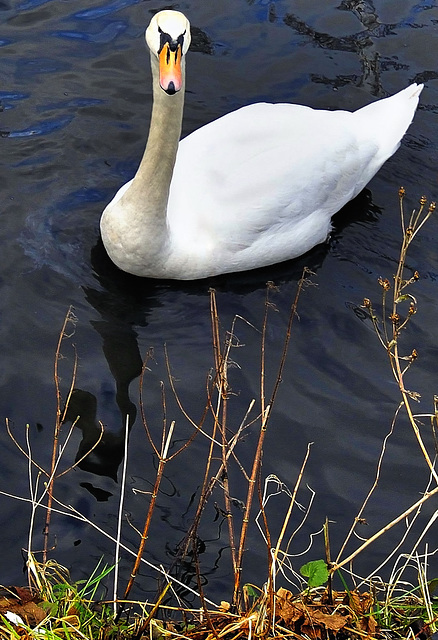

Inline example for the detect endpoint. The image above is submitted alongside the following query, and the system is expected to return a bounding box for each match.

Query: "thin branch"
[113,413,130,614]
[43,306,77,561]
[233,268,311,605]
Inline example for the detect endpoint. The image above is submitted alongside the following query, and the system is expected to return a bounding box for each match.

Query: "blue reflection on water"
[0,91,29,110]
[73,0,142,20]
[16,0,56,10]
[50,22,128,43]
[67,187,109,205]
[16,57,70,78]
[8,115,73,137]
[14,154,54,167]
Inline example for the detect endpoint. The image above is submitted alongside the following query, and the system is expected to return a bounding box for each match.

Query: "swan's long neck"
[119,52,185,229]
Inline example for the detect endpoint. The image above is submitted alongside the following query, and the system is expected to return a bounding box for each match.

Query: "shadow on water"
[68,189,379,484]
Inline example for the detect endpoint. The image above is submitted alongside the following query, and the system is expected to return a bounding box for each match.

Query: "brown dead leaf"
[12,587,36,605]
[277,598,303,624]
[276,588,351,638]
[276,587,291,599]
[348,590,374,615]
[357,611,377,636]
[0,600,47,627]
[346,590,377,635]
[303,607,350,632]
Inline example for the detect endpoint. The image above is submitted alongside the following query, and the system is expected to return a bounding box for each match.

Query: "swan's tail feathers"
[354,83,424,158]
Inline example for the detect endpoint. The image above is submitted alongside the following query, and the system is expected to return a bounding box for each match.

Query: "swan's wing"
[167,103,380,255]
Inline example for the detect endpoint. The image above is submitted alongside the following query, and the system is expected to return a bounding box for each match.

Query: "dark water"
[1,0,438,603]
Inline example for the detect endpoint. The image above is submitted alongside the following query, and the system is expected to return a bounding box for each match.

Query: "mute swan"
[100,10,423,280]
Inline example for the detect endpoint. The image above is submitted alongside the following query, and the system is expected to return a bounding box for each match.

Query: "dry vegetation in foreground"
[0,189,437,640]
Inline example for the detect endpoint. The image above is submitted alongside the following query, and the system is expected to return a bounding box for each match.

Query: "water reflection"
[283,7,399,96]
[61,190,377,488]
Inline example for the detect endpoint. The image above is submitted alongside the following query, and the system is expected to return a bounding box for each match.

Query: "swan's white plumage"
[100,10,423,280]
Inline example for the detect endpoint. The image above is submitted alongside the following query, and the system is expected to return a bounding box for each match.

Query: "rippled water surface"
[1,0,438,601]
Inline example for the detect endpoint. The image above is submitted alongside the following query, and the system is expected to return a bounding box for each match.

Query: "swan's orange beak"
[159,42,182,95]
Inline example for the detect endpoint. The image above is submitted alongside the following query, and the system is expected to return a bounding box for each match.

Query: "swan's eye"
[158,28,185,56]
[176,32,185,50]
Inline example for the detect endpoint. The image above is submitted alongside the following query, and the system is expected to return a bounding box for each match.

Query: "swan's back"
[164,84,422,276]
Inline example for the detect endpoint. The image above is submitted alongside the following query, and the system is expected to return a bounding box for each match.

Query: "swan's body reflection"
[63,192,376,486]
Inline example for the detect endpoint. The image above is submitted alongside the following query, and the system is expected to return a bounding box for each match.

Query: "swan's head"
[146,10,191,96]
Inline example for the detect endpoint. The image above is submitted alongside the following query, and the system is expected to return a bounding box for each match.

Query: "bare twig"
[233,268,312,606]
[336,405,401,564]
[113,413,130,614]
[43,306,77,561]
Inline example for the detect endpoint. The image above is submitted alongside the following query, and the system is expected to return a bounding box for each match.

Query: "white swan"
[100,10,423,280]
